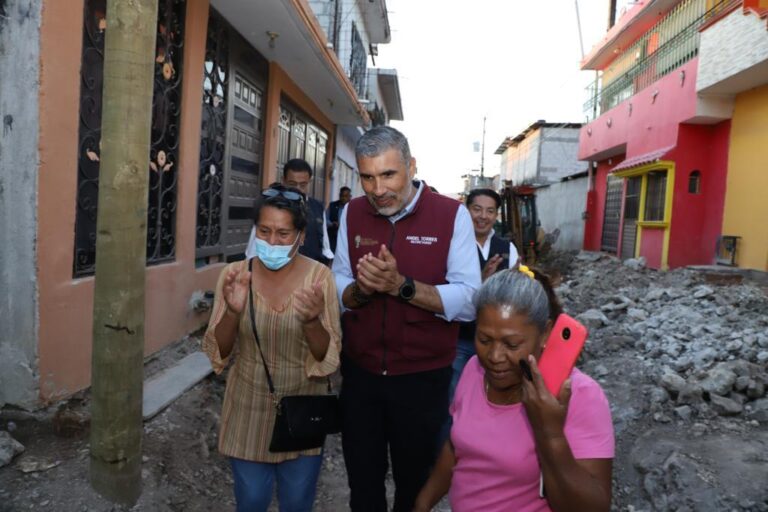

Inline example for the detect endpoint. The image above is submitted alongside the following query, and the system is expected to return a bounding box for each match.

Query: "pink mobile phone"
[538,314,588,397]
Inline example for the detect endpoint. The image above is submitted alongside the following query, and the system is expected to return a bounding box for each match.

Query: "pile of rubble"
[561,252,768,424]
[551,252,768,511]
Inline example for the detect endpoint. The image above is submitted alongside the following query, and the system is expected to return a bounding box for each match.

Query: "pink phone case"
[538,314,588,396]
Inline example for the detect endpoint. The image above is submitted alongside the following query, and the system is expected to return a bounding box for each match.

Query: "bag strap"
[247,259,279,403]
[246,258,333,401]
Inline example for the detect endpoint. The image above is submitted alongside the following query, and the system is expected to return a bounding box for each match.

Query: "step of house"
[142,352,212,420]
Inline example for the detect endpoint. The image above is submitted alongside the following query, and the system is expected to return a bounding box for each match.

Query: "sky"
[374,0,612,195]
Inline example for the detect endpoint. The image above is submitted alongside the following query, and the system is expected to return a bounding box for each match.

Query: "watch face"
[400,278,416,300]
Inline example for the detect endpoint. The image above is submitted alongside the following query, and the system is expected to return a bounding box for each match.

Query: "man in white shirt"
[450,188,520,399]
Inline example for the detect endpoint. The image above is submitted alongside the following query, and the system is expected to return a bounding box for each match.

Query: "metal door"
[600,175,623,253]
[620,177,642,259]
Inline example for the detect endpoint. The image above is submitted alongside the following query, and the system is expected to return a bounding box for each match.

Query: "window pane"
[644,171,667,221]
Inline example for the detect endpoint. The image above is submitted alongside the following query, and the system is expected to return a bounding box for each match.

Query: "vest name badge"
[406,235,438,246]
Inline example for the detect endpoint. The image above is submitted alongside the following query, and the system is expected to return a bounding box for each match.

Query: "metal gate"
[620,177,642,259]
[600,175,623,253]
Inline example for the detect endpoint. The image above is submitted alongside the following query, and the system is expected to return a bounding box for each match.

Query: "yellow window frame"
[613,161,675,269]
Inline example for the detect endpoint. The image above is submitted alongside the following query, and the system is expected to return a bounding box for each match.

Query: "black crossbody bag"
[246,259,341,453]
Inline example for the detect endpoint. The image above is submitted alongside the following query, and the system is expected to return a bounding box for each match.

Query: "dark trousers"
[340,356,452,512]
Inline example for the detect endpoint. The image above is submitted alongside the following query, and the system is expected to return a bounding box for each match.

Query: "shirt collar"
[388,181,423,223]
[476,228,495,251]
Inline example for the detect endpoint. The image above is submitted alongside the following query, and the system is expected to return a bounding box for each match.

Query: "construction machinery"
[498,183,545,265]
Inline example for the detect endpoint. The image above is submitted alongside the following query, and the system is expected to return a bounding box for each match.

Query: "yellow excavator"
[498,183,550,266]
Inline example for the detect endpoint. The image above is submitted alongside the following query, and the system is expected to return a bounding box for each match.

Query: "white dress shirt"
[332,182,481,322]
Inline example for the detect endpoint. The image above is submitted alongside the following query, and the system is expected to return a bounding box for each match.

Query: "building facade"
[579,0,736,270]
[0,0,399,408]
[309,0,403,202]
[496,121,586,186]
[696,0,768,271]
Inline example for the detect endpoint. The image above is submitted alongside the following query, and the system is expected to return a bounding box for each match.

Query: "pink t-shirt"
[448,356,614,512]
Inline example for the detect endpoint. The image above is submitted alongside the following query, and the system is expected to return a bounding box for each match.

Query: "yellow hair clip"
[518,264,535,279]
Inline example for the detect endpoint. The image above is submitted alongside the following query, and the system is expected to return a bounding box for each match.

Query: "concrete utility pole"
[89,0,158,505]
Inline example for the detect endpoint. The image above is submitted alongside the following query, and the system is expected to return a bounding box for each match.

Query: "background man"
[332,126,481,511]
[326,186,351,253]
[450,188,520,398]
[279,159,334,264]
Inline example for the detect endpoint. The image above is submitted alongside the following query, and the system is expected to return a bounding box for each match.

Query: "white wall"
[502,131,541,185]
[0,0,42,409]
[538,126,588,182]
[536,176,588,251]
[697,8,768,94]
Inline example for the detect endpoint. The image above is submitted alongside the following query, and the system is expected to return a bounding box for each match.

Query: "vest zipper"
[380,222,397,375]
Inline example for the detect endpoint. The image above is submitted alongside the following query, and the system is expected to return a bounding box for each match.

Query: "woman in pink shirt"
[415,268,614,512]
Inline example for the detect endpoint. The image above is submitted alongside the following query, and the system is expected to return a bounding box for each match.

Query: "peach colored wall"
[262,62,337,203]
[37,0,221,403]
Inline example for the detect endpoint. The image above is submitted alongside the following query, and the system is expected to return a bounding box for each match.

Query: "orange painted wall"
[37,0,222,402]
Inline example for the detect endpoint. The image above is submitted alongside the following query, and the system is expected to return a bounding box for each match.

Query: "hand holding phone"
[538,314,588,397]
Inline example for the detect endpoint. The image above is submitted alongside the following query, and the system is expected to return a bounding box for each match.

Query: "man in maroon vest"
[332,126,481,511]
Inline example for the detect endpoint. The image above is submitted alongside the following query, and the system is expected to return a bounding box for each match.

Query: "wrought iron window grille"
[74,0,185,277]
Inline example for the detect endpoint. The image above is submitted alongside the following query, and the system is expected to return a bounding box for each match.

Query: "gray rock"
[576,309,609,330]
[747,398,768,422]
[756,351,768,364]
[734,375,751,392]
[725,339,743,353]
[746,380,765,399]
[674,405,693,421]
[593,364,609,378]
[627,308,648,321]
[699,367,737,396]
[576,251,603,262]
[728,392,746,405]
[648,387,670,405]
[645,288,666,301]
[623,257,646,269]
[693,348,718,369]
[757,334,768,349]
[709,394,743,416]
[693,285,714,299]
[678,383,704,406]
[673,356,694,372]
[660,373,687,395]
[0,431,24,468]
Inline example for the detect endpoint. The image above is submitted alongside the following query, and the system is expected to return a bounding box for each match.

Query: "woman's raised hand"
[222,264,251,315]
[294,282,325,324]
[521,354,572,441]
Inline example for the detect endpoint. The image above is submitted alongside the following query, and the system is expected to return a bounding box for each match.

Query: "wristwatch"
[398,276,416,301]
[351,281,372,306]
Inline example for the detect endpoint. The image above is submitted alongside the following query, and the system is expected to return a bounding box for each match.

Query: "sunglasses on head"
[261,188,304,202]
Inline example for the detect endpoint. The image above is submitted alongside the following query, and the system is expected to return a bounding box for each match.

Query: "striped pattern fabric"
[203,258,341,463]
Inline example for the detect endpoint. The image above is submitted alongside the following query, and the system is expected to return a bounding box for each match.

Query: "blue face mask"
[251,235,300,270]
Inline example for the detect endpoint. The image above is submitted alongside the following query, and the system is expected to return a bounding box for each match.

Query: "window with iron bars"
[74,0,185,277]
[349,22,367,99]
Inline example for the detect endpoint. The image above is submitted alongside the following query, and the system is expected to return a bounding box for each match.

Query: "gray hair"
[474,269,554,333]
[355,126,411,166]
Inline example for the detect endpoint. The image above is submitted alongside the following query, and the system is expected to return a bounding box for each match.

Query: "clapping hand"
[356,245,404,296]
[222,264,251,315]
[294,282,325,324]
[482,254,504,281]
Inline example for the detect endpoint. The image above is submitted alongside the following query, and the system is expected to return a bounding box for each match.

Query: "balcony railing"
[584,0,735,120]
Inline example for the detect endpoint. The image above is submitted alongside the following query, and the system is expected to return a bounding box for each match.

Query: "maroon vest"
[343,185,461,375]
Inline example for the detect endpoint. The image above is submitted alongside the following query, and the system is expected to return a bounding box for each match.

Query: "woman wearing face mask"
[414,268,614,512]
[202,184,341,512]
